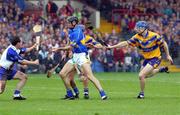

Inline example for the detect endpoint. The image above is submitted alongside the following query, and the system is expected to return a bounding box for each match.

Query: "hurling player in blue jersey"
[56,16,107,100]
[0,36,39,100]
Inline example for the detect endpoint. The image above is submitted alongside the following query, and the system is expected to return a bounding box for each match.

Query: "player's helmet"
[135,21,149,29]
[67,16,79,24]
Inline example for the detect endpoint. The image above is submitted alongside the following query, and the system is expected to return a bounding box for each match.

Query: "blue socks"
[73,87,79,95]
[140,92,144,94]
[99,90,106,97]
[14,90,20,95]
[14,90,21,97]
[66,89,74,97]
[84,88,89,95]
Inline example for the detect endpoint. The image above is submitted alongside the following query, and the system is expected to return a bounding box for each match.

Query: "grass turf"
[0,72,179,115]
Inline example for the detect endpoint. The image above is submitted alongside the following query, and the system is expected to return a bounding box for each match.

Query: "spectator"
[45,52,54,73]
[81,5,91,19]
[91,49,104,72]
[109,29,119,40]
[46,0,58,17]
[131,48,141,72]
[65,0,74,16]
[128,17,136,31]
[104,50,115,72]
[123,48,133,72]
[15,0,26,11]
[113,41,125,72]
[162,5,173,17]
[146,4,157,14]
[73,8,82,20]
[38,45,48,73]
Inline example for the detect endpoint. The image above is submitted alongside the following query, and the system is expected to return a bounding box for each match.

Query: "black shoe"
[61,95,75,100]
[101,95,108,100]
[13,96,26,100]
[47,71,52,78]
[164,67,169,73]
[84,94,89,99]
[137,93,144,99]
[74,94,79,99]
[160,67,169,73]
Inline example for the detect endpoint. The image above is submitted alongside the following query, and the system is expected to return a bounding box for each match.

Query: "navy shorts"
[0,67,17,80]
[143,57,161,68]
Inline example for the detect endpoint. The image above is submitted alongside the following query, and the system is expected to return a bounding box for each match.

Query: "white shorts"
[67,52,90,67]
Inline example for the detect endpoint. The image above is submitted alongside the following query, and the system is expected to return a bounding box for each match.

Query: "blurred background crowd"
[0,0,179,73]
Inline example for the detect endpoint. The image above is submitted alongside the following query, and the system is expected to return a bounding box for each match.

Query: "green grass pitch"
[0,73,179,115]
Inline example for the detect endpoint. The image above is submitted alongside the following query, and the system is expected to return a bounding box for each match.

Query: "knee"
[19,74,28,82]
[59,71,66,79]
[139,73,145,80]
[23,74,28,81]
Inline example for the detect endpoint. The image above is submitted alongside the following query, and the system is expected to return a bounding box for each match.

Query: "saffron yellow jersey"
[127,31,164,59]
[80,35,98,45]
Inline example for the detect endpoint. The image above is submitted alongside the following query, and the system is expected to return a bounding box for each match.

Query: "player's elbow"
[123,41,129,46]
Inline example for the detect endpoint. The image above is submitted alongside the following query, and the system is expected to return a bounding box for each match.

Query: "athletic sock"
[66,89,74,97]
[99,90,106,97]
[73,87,79,95]
[139,92,144,95]
[14,90,20,97]
[84,88,89,95]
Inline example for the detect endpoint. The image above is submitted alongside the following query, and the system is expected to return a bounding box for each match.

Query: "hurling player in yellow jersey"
[107,21,173,99]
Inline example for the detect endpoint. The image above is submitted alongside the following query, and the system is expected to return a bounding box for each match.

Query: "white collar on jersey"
[9,45,18,51]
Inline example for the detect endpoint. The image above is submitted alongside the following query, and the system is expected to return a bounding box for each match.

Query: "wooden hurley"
[33,24,42,51]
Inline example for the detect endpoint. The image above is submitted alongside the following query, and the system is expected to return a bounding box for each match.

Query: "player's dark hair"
[10,36,21,46]
[67,16,79,24]
[86,21,93,30]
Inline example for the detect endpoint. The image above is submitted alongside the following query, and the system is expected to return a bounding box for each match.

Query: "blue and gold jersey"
[80,35,98,45]
[68,25,88,54]
[127,31,164,59]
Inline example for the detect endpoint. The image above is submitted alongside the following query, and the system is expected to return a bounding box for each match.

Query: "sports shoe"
[164,67,169,73]
[159,66,169,73]
[84,94,89,99]
[100,90,107,100]
[47,70,52,78]
[101,95,108,100]
[74,94,79,99]
[61,95,75,100]
[13,95,26,100]
[137,92,144,99]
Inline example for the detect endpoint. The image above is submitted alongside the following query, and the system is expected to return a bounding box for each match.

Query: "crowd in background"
[0,0,179,73]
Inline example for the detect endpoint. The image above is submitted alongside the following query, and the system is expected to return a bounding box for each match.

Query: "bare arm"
[163,41,170,56]
[20,59,39,65]
[94,44,103,48]
[86,43,103,49]
[108,41,129,49]
[52,46,72,52]
[162,40,173,64]
[26,43,38,53]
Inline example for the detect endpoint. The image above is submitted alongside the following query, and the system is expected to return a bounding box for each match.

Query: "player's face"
[16,41,22,49]
[134,27,145,34]
[67,22,73,29]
